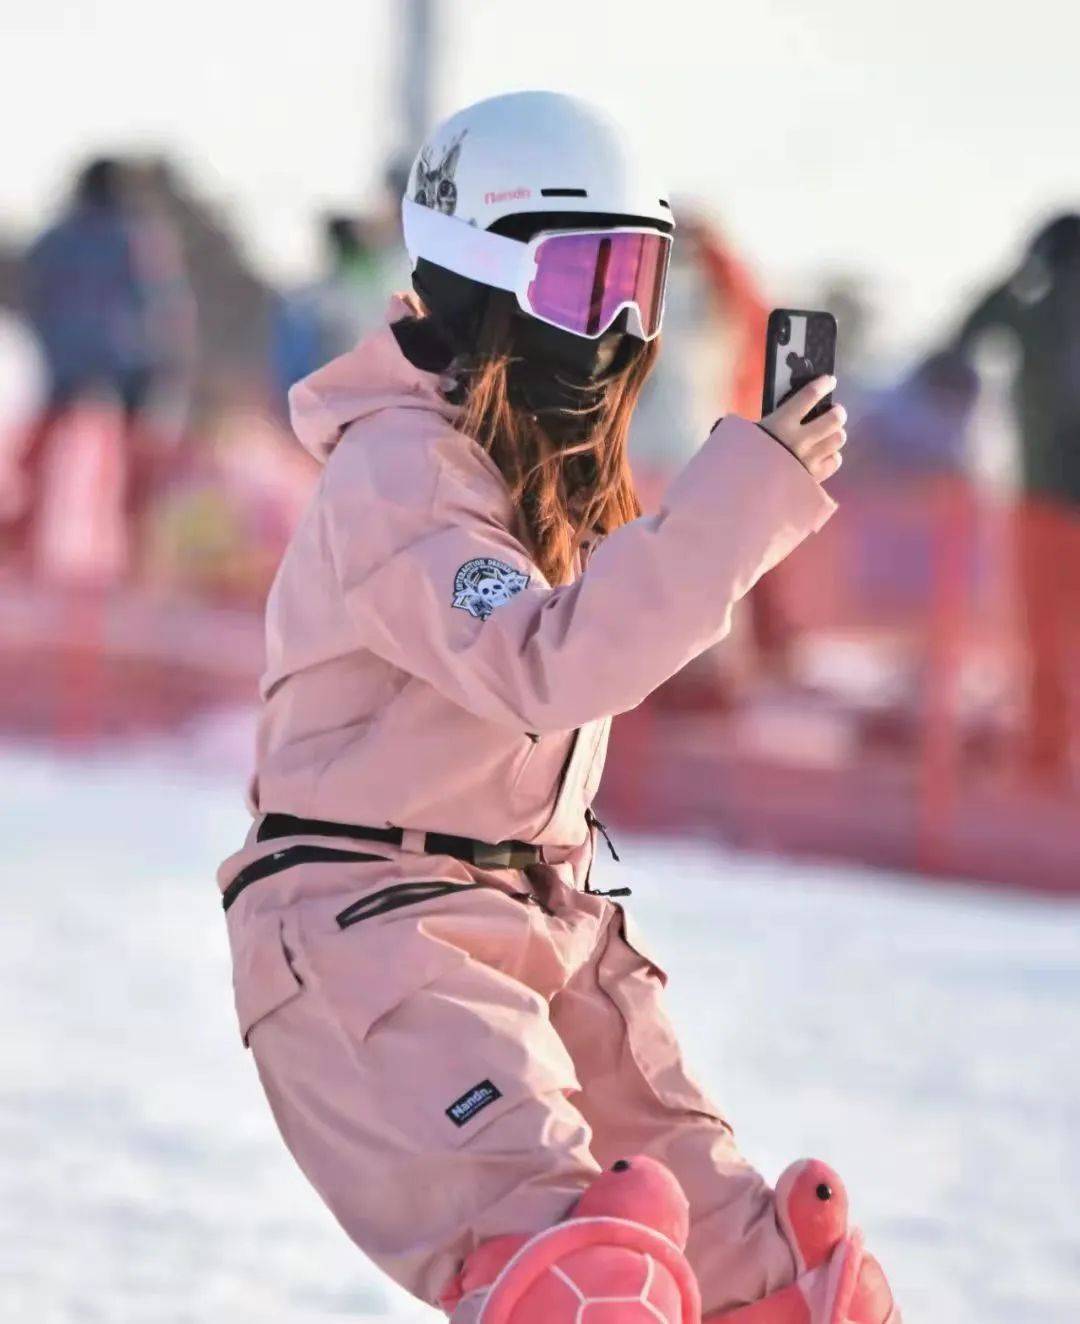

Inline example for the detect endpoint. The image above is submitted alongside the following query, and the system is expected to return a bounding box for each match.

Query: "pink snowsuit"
[218,296,837,1315]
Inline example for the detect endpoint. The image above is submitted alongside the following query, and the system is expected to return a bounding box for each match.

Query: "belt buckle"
[472,840,535,870]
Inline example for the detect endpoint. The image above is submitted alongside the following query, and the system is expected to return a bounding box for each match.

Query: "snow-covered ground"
[3,741,1078,1323]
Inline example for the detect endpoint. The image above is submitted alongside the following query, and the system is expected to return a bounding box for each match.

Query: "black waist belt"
[258,812,542,870]
[221,814,543,915]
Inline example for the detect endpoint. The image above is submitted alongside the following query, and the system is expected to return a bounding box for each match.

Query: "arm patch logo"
[452,557,529,621]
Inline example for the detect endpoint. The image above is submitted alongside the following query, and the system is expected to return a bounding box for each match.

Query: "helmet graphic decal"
[452,557,530,621]
[414,130,467,216]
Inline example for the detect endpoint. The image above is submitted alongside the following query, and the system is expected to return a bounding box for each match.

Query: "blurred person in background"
[954,213,1080,504]
[3,157,194,573]
[216,91,898,1324]
[844,350,979,483]
[132,155,268,413]
[952,212,1080,783]
[272,215,380,402]
[272,207,410,410]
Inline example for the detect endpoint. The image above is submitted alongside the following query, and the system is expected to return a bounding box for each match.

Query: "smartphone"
[762,309,837,422]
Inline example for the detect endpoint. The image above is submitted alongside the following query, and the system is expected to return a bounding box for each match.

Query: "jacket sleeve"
[328,416,837,733]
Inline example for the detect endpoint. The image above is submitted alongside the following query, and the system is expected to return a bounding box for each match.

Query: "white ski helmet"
[401,91,674,340]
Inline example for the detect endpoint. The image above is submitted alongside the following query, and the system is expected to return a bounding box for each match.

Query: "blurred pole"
[400,0,435,152]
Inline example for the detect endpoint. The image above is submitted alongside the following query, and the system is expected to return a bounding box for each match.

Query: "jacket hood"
[287,293,460,464]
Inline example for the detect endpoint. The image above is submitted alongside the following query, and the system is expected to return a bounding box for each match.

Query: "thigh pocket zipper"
[334,879,547,929]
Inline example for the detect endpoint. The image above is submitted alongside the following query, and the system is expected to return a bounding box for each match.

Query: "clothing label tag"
[446,1079,502,1127]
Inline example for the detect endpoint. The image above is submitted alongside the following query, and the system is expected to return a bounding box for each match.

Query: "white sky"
[4,0,1079,358]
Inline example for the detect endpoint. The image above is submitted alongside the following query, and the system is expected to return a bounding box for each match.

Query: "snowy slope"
[2,744,1077,1323]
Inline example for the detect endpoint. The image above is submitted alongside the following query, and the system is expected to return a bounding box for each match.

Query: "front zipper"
[510,730,543,796]
[534,727,583,837]
[553,731,581,801]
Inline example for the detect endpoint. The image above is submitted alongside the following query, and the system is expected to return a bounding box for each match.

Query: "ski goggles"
[402,199,672,340]
[523,228,671,340]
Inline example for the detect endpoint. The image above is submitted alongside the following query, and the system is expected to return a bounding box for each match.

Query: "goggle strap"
[402,200,521,295]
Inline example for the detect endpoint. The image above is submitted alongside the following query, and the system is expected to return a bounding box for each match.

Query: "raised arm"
[329,413,836,733]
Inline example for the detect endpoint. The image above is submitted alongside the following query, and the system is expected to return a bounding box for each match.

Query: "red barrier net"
[2,408,1078,894]
[602,476,1080,895]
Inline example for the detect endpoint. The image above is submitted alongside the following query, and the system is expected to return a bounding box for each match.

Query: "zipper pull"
[585,808,620,863]
[592,885,633,898]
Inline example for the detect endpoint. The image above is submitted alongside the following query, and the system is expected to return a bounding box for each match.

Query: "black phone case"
[762,309,837,422]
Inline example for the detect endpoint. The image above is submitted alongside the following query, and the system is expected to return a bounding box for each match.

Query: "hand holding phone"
[761,376,847,483]
[760,308,846,482]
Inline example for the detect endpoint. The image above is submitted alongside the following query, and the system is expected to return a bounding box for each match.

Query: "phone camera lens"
[777,316,791,346]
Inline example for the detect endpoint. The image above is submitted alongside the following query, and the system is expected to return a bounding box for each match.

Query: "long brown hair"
[459,328,659,585]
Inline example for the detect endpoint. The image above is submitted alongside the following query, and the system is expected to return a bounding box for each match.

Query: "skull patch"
[452,557,529,621]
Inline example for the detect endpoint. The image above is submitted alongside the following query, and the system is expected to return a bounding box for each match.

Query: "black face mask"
[505,308,636,442]
[407,259,640,442]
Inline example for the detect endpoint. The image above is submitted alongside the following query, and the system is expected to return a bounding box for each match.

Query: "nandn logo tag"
[446,1079,502,1128]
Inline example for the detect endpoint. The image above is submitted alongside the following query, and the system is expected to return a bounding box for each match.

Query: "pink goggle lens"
[526,230,671,339]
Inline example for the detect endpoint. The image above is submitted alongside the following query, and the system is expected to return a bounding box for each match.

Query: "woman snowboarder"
[218,91,898,1323]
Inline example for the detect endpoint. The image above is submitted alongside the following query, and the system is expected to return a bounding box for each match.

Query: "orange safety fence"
[2,406,1079,891]
[600,476,1080,894]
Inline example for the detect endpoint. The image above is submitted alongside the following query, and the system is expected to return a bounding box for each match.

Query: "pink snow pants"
[226,852,795,1315]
